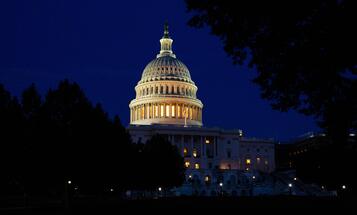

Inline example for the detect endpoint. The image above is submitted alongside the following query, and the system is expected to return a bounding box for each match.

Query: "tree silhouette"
[1,80,185,200]
[186,0,357,193]
[136,134,185,191]
[186,0,357,143]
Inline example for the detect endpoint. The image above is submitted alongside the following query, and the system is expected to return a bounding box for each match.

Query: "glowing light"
[219,182,223,187]
[184,161,190,168]
[183,148,188,156]
[192,149,198,158]
[194,163,200,169]
[342,185,346,189]
[205,139,210,144]
[110,188,114,192]
[204,176,210,182]
[288,183,292,188]
[294,177,297,181]
[68,181,72,185]
[158,187,162,192]
[246,159,251,165]
[252,176,256,179]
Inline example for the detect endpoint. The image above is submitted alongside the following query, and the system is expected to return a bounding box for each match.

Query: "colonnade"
[130,103,202,123]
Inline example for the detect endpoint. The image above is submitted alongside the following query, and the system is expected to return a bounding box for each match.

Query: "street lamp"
[288,183,292,188]
[219,182,223,187]
[252,176,256,180]
[288,183,293,195]
[293,177,297,181]
[68,180,72,185]
[342,185,346,190]
[158,187,162,192]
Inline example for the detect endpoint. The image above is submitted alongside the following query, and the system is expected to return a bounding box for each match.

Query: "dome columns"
[130,102,203,126]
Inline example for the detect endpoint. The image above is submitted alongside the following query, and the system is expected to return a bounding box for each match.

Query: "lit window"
[246,159,251,165]
[166,105,170,117]
[257,157,261,163]
[184,161,190,168]
[160,105,164,117]
[194,163,200,169]
[177,105,181,118]
[193,149,198,158]
[171,105,175,117]
[155,105,158,117]
[183,148,188,156]
[205,139,210,144]
[204,175,210,183]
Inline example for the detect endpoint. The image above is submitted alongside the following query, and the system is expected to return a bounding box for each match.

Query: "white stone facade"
[127,24,276,196]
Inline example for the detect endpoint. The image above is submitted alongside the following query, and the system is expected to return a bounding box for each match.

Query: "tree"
[137,134,185,191]
[186,0,357,143]
[186,0,357,193]
[0,84,25,196]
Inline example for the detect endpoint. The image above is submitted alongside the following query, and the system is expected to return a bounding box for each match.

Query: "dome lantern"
[157,22,176,58]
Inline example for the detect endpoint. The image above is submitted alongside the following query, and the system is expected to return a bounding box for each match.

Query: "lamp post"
[288,183,293,195]
[219,182,223,196]
[64,180,71,209]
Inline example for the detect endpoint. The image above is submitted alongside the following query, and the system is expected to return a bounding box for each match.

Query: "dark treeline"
[0,80,184,199]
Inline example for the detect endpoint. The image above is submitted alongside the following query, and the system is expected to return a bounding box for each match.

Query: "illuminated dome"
[129,23,203,126]
[139,56,193,84]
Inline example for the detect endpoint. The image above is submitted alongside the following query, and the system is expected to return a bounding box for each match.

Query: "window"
[205,139,210,144]
[227,150,231,158]
[208,162,213,169]
[184,161,190,168]
[166,105,170,117]
[246,159,251,165]
[194,163,200,169]
[155,105,158,117]
[257,157,261,163]
[183,148,188,157]
[193,148,198,158]
[160,105,164,117]
[171,105,175,117]
[204,175,211,183]
[160,86,163,94]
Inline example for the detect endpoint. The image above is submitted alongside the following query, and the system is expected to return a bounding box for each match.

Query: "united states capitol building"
[127,24,301,196]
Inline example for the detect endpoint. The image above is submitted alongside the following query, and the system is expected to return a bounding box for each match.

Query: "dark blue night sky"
[0,0,318,141]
